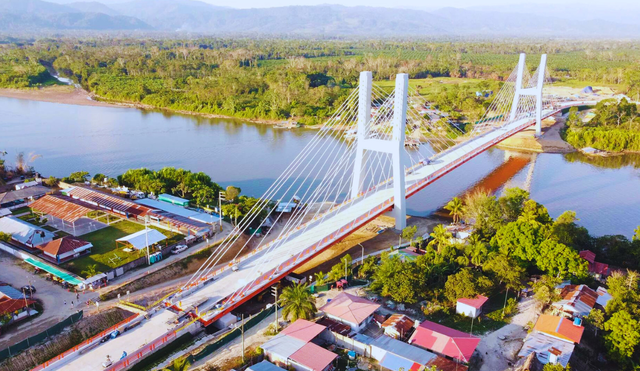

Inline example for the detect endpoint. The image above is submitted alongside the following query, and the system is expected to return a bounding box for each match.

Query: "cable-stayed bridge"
[36,54,595,371]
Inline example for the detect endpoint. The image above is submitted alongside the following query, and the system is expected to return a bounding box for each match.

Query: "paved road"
[0,252,99,349]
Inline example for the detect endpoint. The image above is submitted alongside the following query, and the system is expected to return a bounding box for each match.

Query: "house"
[596,287,612,309]
[532,315,584,344]
[369,335,466,371]
[552,284,597,318]
[517,332,575,369]
[0,185,49,209]
[0,297,36,325]
[36,236,93,264]
[0,216,54,248]
[247,361,287,371]
[456,295,489,319]
[319,292,380,332]
[261,319,337,371]
[579,250,609,278]
[408,320,480,363]
[381,314,414,340]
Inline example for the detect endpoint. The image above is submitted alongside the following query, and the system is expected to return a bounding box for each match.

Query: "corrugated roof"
[0,185,49,204]
[382,314,414,337]
[0,285,24,300]
[457,295,489,309]
[408,320,480,363]
[554,285,597,316]
[65,187,151,216]
[289,342,337,371]
[372,335,437,365]
[518,332,574,368]
[533,315,584,344]
[319,292,380,325]
[262,334,306,359]
[280,319,326,343]
[0,216,55,247]
[0,297,35,316]
[37,236,92,257]
[247,361,286,371]
[579,250,596,264]
[30,195,99,223]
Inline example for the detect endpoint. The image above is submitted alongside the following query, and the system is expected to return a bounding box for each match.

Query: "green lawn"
[18,213,47,226]
[62,219,184,277]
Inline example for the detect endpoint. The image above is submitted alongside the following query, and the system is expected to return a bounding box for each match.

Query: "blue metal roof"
[380,352,415,371]
[0,285,23,299]
[248,361,287,371]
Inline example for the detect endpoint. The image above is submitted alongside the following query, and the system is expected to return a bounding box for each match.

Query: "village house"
[456,294,489,319]
[517,314,585,369]
[319,292,380,332]
[408,320,481,363]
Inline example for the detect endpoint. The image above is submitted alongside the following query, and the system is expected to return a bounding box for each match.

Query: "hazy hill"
[2,0,640,37]
[0,0,150,31]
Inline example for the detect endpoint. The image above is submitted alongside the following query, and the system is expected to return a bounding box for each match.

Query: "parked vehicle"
[171,244,188,254]
[21,285,36,295]
[102,355,112,368]
[100,330,120,343]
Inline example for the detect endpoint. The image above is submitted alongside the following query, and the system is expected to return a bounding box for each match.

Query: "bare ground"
[496,114,575,153]
[0,86,114,107]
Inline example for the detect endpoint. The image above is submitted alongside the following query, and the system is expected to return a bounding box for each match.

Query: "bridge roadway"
[40,103,592,371]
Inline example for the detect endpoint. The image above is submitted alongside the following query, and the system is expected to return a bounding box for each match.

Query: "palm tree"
[428,224,452,253]
[444,197,465,224]
[314,271,327,286]
[162,356,190,371]
[81,264,97,278]
[279,283,317,322]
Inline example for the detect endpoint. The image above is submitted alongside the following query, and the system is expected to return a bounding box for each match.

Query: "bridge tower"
[351,71,409,230]
[509,53,547,136]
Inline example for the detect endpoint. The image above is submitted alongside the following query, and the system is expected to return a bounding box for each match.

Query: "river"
[1,97,639,237]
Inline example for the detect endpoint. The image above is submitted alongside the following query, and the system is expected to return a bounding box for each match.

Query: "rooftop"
[518,331,575,368]
[0,185,49,205]
[261,334,306,359]
[408,320,481,363]
[37,236,92,257]
[533,315,584,344]
[289,342,337,371]
[247,361,287,371]
[0,285,24,300]
[319,292,380,325]
[0,216,55,247]
[29,195,99,223]
[457,295,489,309]
[280,319,326,343]
[554,284,597,315]
[372,335,466,371]
[0,297,35,316]
[116,228,167,250]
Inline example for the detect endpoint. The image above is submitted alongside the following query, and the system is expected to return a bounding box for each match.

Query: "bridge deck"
[41,103,595,371]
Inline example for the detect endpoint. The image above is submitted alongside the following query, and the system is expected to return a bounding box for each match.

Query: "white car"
[172,245,188,254]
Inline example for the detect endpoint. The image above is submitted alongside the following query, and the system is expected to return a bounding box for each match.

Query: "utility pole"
[218,191,226,231]
[241,313,245,363]
[145,215,150,265]
[271,286,278,332]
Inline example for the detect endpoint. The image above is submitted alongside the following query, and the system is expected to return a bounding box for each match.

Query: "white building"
[456,295,489,319]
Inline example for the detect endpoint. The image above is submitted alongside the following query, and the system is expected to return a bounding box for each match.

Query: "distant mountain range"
[2,0,640,38]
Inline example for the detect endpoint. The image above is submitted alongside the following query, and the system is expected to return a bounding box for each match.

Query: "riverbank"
[496,113,576,153]
[0,85,318,128]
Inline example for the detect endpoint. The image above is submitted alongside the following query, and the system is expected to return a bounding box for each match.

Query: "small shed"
[456,295,489,318]
[158,194,189,207]
[37,236,92,264]
[581,86,594,94]
[381,314,414,340]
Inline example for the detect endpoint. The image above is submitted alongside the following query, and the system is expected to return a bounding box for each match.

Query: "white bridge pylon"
[511,53,547,136]
[351,72,409,230]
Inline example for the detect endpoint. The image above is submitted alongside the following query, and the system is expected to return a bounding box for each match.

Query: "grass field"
[11,206,31,215]
[62,219,184,277]
[375,77,487,96]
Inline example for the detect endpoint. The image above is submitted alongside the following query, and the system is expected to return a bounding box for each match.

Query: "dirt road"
[0,253,99,348]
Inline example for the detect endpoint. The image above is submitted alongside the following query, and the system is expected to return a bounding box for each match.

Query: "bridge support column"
[350,72,409,231]
[509,53,547,137]
[390,74,408,231]
[350,71,372,200]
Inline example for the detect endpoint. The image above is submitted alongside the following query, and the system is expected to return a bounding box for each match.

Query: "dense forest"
[0,38,639,125]
[564,99,640,152]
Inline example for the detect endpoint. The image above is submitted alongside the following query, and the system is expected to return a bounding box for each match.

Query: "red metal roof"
[319,292,380,325]
[579,250,596,264]
[288,342,337,371]
[533,315,584,344]
[0,297,35,315]
[280,319,326,343]
[408,320,480,363]
[66,187,151,217]
[37,236,92,257]
[457,295,489,309]
[30,195,99,223]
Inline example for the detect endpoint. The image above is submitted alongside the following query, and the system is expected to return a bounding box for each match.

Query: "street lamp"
[357,243,365,265]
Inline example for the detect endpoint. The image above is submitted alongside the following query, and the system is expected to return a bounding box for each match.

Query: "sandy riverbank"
[496,113,576,153]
